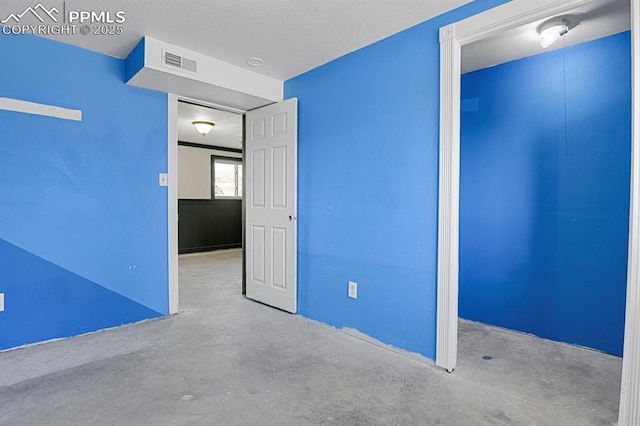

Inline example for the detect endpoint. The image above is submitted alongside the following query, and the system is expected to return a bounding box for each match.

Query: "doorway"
[167,95,299,316]
[458,3,630,355]
[176,100,244,255]
[435,0,639,423]
[171,98,244,313]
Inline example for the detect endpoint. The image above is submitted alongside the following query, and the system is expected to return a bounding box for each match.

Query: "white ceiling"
[1,0,471,80]
[178,102,243,149]
[462,0,630,73]
[4,0,629,93]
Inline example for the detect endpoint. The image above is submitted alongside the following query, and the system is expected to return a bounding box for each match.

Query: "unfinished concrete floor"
[0,249,622,425]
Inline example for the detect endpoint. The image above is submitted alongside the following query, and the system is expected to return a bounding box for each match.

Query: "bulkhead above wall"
[125,36,283,110]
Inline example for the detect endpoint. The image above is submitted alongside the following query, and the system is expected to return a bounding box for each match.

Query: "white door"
[245,98,297,313]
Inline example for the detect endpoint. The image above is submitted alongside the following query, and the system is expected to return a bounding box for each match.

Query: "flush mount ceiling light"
[538,17,571,48]
[247,57,264,67]
[192,121,215,136]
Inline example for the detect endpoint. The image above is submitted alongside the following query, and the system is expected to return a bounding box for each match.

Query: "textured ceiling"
[178,102,243,149]
[462,0,630,73]
[0,0,471,80]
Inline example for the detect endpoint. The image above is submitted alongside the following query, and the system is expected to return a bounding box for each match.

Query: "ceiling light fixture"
[247,57,264,67]
[538,17,570,48]
[192,121,215,136]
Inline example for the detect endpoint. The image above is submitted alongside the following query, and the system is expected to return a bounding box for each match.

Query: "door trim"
[437,0,638,423]
[168,93,179,314]
[242,113,247,296]
[620,0,640,423]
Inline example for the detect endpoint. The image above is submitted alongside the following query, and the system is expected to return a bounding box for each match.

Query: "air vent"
[162,51,197,73]
[164,52,182,68]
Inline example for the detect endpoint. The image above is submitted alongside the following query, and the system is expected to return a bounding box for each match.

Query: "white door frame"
[168,93,179,314]
[436,0,640,423]
[166,95,248,315]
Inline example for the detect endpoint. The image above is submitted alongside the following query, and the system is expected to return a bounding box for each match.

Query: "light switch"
[0,293,5,312]
[348,281,358,299]
[159,173,168,187]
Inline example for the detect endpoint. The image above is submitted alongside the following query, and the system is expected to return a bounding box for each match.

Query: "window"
[212,157,242,199]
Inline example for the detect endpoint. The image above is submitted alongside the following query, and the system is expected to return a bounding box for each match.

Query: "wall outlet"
[348,281,358,299]
[0,293,4,312]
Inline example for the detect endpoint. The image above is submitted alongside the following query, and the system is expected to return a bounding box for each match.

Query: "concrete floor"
[0,249,622,425]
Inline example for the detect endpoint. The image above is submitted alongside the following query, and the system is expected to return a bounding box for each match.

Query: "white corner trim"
[436,34,461,373]
[167,93,179,315]
[0,97,82,121]
[619,0,640,424]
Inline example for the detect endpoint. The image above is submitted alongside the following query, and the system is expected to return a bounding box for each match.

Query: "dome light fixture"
[192,121,215,136]
[538,17,571,48]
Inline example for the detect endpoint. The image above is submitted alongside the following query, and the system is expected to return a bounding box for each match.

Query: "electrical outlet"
[348,281,358,299]
[0,293,4,312]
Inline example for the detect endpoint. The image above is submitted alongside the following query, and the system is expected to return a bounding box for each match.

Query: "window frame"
[211,155,243,200]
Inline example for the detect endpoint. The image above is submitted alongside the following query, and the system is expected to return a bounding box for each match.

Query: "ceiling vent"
[162,50,197,73]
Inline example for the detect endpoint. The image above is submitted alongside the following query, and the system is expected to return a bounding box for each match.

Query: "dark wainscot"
[178,199,242,254]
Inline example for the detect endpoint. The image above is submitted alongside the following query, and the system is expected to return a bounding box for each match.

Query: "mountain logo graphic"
[1,3,59,24]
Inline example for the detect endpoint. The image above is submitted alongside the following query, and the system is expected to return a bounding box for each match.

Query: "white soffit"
[0,0,471,80]
[178,102,243,149]
[462,0,630,73]
[126,37,281,111]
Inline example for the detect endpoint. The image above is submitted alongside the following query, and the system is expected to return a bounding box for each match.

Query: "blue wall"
[459,32,631,355]
[285,0,509,359]
[0,33,168,350]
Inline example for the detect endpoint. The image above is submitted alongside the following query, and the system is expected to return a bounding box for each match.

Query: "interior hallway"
[0,250,622,425]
